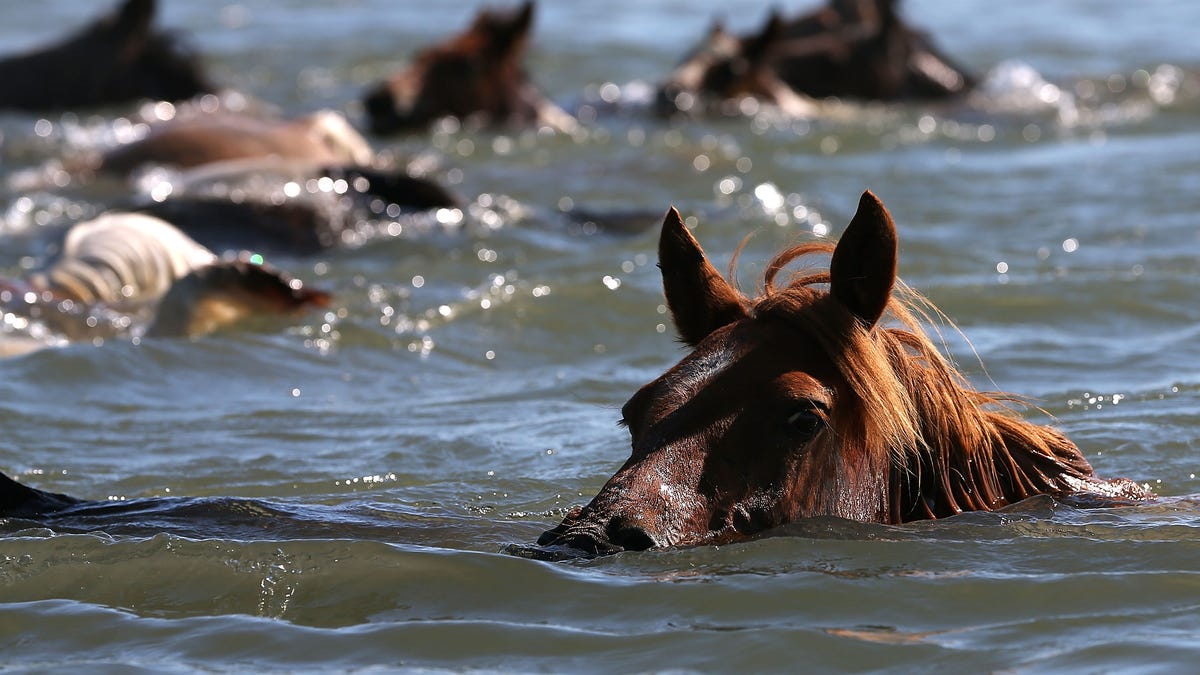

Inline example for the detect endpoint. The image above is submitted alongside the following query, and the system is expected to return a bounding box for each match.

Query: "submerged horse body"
[0,191,1151,553]
[90,110,376,178]
[657,0,976,117]
[0,0,212,111]
[362,1,575,134]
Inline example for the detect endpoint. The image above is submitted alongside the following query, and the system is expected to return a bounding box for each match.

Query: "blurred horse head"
[362,1,574,134]
[0,0,213,111]
[657,0,976,117]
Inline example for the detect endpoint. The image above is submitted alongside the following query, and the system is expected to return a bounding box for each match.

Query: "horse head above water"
[0,0,213,112]
[537,191,1151,556]
[656,0,976,117]
[362,1,575,134]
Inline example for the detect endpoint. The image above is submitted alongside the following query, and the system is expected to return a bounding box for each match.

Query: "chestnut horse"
[0,0,212,111]
[362,1,575,134]
[536,191,1151,555]
[657,0,976,117]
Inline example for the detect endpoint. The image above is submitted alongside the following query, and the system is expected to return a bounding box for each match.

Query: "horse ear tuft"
[658,207,747,346]
[829,190,898,329]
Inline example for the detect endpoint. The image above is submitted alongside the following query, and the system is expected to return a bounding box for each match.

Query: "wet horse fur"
[362,1,575,134]
[0,0,212,111]
[536,191,1150,555]
[657,0,976,117]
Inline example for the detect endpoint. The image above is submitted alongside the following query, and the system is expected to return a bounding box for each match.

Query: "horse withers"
[535,191,1151,555]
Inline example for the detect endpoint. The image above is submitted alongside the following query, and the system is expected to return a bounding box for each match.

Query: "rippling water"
[3,0,1200,671]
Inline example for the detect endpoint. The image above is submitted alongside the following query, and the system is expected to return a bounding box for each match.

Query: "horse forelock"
[742,240,1093,522]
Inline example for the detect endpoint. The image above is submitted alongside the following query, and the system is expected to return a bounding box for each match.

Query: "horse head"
[537,191,1145,556]
[0,0,213,111]
[363,1,558,133]
[655,0,975,118]
[655,12,800,118]
[147,259,331,338]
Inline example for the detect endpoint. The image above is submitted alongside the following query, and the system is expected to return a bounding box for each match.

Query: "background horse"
[92,110,375,177]
[4,213,330,349]
[361,1,575,134]
[657,0,976,117]
[537,191,1151,555]
[0,0,212,111]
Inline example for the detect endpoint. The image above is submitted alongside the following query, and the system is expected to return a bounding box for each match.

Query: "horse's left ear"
[744,9,786,66]
[487,1,535,57]
[659,207,748,346]
[829,190,898,329]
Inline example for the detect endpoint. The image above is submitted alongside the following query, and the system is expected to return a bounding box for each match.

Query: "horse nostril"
[607,519,657,552]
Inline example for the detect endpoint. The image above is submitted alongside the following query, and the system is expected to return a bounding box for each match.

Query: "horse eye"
[786,407,825,437]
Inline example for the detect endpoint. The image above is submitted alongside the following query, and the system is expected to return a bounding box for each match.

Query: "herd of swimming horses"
[0,0,1154,558]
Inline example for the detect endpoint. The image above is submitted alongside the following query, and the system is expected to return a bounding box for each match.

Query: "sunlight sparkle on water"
[754,182,785,211]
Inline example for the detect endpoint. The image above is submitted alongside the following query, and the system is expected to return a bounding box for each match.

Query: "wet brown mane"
[749,241,1104,522]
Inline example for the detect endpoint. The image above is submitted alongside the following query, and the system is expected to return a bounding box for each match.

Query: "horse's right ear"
[659,207,748,346]
[829,190,898,329]
[113,0,156,37]
[707,17,728,39]
[486,1,535,58]
[744,9,785,65]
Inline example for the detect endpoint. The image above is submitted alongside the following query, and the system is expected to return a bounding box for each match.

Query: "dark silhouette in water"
[657,0,976,117]
[362,1,575,134]
[0,0,213,111]
[535,191,1150,555]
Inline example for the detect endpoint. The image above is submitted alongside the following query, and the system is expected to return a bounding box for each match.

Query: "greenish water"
[2,0,1200,671]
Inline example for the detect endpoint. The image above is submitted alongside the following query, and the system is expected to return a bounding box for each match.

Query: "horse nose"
[606,517,657,552]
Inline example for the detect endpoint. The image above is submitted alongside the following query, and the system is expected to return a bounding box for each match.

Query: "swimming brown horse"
[536,191,1151,555]
[362,1,576,134]
[657,0,976,117]
[0,0,213,112]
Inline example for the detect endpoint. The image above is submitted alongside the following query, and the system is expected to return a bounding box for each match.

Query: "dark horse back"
[0,471,81,518]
